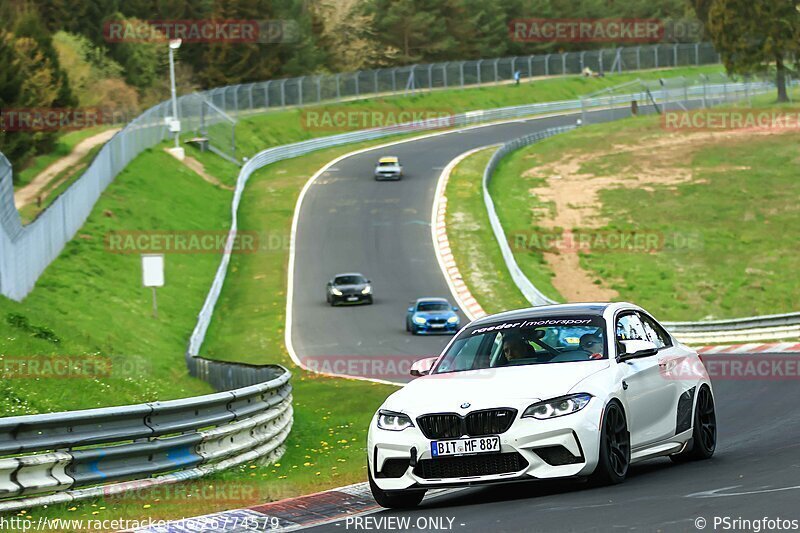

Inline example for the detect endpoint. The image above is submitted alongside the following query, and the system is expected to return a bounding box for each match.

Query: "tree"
[695,0,799,102]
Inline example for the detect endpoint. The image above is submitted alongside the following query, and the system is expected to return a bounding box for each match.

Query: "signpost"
[141,254,165,318]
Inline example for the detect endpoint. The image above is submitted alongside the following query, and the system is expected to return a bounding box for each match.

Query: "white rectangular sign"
[141,254,165,288]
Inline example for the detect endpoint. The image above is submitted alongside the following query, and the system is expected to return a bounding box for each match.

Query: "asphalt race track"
[291,106,638,382]
[288,102,800,530]
[306,378,800,531]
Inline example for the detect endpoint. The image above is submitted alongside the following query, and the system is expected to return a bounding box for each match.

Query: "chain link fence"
[0,42,723,302]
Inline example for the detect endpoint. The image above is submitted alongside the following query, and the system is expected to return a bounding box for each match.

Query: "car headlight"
[362,285,372,295]
[413,315,427,325]
[447,316,459,324]
[376,410,414,431]
[331,288,342,296]
[522,393,592,420]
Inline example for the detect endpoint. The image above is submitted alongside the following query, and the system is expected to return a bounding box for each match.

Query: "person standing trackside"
[514,70,521,85]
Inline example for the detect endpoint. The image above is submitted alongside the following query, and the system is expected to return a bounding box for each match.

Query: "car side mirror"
[452,307,459,313]
[407,306,414,312]
[410,357,437,377]
[618,340,658,362]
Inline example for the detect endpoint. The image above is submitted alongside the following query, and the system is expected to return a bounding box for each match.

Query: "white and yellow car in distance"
[375,156,403,180]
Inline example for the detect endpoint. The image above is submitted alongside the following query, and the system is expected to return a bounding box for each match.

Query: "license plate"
[431,436,500,457]
[431,323,445,328]
[346,296,358,301]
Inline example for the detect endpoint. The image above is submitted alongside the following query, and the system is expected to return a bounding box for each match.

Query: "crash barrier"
[0,365,291,513]
[0,43,721,302]
[188,77,765,357]
[481,79,800,342]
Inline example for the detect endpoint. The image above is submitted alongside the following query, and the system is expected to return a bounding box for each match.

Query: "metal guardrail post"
[298,77,303,106]
[545,54,550,76]
[280,79,286,107]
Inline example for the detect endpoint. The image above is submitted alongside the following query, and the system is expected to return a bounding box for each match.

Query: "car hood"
[384,360,609,414]
[414,310,457,320]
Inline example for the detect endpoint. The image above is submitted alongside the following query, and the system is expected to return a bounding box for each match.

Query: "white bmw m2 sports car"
[367,302,716,508]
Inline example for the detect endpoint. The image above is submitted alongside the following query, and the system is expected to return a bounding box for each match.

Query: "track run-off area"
[278,106,800,531]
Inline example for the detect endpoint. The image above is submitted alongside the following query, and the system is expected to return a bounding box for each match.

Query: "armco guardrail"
[188,77,760,357]
[0,365,291,513]
[0,43,722,303]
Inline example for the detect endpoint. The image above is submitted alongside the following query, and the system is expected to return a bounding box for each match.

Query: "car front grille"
[427,318,447,325]
[417,414,462,439]
[414,452,527,479]
[417,409,517,439]
[465,409,516,436]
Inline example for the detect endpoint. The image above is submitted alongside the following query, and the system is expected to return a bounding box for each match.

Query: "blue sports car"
[406,298,460,335]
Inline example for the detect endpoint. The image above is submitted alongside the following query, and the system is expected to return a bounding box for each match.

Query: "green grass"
[2,64,732,527]
[0,147,232,416]
[466,97,800,321]
[18,144,106,225]
[222,65,722,156]
[445,147,530,314]
[14,125,115,188]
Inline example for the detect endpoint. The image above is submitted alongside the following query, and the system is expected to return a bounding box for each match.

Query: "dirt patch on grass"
[524,128,794,301]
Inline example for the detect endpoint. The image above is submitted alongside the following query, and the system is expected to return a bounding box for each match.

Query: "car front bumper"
[412,322,459,334]
[331,293,372,304]
[367,400,604,491]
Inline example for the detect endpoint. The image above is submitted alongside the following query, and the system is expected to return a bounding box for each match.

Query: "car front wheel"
[368,467,425,509]
[592,401,630,485]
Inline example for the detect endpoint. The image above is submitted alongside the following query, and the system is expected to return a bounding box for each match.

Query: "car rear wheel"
[368,467,425,509]
[592,401,630,485]
[670,385,716,463]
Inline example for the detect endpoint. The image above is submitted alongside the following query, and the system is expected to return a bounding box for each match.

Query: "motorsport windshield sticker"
[468,317,599,335]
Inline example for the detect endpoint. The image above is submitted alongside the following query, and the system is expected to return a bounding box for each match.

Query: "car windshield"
[378,161,397,167]
[417,302,451,312]
[433,316,607,374]
[417,302,451,313]
[334,275,366,285]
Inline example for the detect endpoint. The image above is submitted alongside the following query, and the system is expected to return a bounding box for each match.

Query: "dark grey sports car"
[326,272,373,306]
